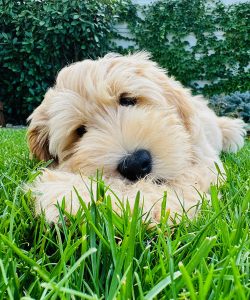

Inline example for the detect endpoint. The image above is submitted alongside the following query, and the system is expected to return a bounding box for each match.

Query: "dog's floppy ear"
[154,70,195,131]
[27,105,52,161]
[164,82,195,131]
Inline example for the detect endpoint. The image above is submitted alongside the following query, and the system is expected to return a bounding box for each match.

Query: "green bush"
[0,0,120,124]
[209,91,250,122]
[1,0,249,124]
[126,0,250,97]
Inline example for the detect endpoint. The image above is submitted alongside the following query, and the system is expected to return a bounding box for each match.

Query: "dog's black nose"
[117,149,152,181]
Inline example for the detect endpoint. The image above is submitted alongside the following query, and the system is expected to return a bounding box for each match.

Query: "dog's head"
[28,52,195,182]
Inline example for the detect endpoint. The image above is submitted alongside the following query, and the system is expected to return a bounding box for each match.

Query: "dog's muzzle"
[117,149,152,181]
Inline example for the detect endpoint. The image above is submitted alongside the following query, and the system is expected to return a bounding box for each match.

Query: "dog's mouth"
[153,177,167,185]
[122,175,166,186]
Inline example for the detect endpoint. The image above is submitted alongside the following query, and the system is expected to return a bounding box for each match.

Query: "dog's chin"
[109,171,167,186]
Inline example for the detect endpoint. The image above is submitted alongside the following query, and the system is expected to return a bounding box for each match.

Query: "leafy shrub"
[209,92,250,123]
[1,0,249,124]
[0,0,121,124]
[125,0,250,97]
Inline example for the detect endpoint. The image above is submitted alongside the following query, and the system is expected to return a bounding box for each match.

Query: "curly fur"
[27,52,246,222]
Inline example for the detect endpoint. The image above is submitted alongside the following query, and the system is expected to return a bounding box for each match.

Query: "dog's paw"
[42,204,60,223]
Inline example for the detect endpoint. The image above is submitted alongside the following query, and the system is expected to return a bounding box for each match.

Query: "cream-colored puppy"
[27,52,246,222]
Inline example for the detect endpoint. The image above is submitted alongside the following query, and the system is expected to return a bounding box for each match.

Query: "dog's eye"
[76,125,87,137]
[119,96,137,106]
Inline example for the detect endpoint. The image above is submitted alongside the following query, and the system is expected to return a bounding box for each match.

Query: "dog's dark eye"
[119,95,137,106]
[76,125,87,137]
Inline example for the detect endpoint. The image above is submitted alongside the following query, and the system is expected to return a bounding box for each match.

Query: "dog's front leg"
[29,168,215,224]
[190,158,226,193]
[29,169,150,223]
[29,169,161,223]
[29,169,95,223]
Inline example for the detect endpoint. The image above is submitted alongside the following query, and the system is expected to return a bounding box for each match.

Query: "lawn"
[0,128,249,299]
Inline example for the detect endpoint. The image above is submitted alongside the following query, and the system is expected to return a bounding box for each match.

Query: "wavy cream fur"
[27,52,246,223]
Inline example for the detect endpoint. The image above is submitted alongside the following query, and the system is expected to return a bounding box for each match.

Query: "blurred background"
[0,0,249,126]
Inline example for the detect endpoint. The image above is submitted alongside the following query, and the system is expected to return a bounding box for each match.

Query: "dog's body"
[27,53,246,222]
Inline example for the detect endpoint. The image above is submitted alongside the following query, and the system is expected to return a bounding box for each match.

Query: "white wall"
[221,0,248,4]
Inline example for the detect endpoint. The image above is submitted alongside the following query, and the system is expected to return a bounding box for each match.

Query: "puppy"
[27,52,246,223]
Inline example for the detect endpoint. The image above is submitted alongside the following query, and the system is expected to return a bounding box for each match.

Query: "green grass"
[0,128,249,300]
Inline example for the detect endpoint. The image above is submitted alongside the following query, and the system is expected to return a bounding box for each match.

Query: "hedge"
[209,91,250,123]
[1,0,249,124]
[0,0,121,124]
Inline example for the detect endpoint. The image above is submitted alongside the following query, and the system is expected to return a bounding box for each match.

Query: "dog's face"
[28,53,194,183]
